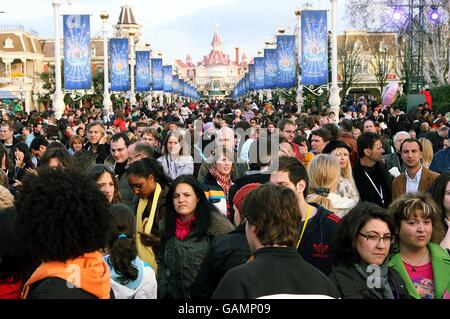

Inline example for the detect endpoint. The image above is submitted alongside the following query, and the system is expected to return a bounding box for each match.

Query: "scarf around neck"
[175,215,197,240]
[210,168,233,197]
[21,251,110,299]
[354,260,394,299]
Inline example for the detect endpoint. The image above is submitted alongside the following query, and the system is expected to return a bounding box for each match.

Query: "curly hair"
[15,167,111,262]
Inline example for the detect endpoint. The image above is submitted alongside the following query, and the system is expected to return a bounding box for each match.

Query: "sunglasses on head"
[90,164,117,178]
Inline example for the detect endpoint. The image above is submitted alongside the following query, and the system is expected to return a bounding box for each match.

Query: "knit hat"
[233,183,260,215]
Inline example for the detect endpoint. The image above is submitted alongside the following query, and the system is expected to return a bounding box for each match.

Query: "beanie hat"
[233,183,260,215]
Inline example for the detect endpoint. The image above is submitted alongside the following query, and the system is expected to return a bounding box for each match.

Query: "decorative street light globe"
[393,11,402,21]
[294,8,301,17]
[100,10,109,21]
[278,27,285,34]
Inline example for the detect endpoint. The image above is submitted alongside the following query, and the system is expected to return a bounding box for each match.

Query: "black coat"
[190,224,251,299]
[28,278,99,299]
[329,264,410,299]
[353,160,393,208]
[212,247,340,299]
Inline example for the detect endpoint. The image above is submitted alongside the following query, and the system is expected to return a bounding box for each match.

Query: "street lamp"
[158,51,164,107]
[129,31,136,106]
[145,43,152,109]
[52,0,66,119]
[294,8,304,113]
[100,11,112,113]
[328,0,341,123]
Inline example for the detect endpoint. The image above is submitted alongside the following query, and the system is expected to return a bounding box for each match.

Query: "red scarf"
[175,215,197,241]
[209,168,233,217]
[209,168,233,198]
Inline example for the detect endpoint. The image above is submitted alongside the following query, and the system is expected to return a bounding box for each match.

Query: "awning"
[0,90,18,100]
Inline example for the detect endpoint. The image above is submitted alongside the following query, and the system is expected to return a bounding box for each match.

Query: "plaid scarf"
[209,168,233,198]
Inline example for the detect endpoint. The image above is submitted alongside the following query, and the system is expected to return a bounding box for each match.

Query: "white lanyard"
[364,171,384,206]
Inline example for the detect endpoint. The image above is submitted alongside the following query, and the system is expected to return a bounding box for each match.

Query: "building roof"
[202,29,231,66]
[118,5,137,25]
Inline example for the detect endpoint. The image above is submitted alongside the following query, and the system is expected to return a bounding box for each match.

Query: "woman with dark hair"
[428,173,450,249]
[127,157,172,271]
[0,143,14,186]
[16,167,112,299]
[39,147,73,169]
[104,204,157,299]
[90,164,122,204]
[157,131,194,179]
[389,193,450,299]
[157,175,234,299]
[11,142,35,188]
[328,202,409,299]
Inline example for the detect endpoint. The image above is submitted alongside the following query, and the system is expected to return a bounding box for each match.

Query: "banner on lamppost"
[135,51,150,92]
[249,64,256,91]
[244,74,249,94]
[264,48,277,89]
[301,10,328,86]
[173,75,179,95]
[109,38,129,91]
[254,57,265,90]
[276,35,296,88]
[63,15,92,90]
[163,66,173,93]
[151,58,163,91]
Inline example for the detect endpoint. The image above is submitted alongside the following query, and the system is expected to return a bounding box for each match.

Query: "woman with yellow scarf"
[127,158,172,272]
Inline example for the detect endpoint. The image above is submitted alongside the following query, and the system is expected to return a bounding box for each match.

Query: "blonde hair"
[331,147,352,179]
[306,154,341,210]
[418,138,433,169]
[0,185,14,209]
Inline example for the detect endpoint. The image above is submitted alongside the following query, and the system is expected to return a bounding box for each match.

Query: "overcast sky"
[1,0,350,64]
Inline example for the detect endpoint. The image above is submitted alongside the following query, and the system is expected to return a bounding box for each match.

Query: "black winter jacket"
[328,264,410,299]
[190,223,251,299]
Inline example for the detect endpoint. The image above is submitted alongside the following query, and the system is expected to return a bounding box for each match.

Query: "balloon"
[381,81,399,107]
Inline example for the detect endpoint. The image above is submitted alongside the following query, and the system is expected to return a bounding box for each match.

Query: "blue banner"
[136,51,150,92]
[163,66,173,93]
[254,57,265,90]
[301,10,328,86]
[173,75,179,95]
[249,64,256,91]
[110,38,129,91]
[151,58,163,91]
[276,35,296,88]
[63,15,92,90]
[264,49,277,89]
[244,74,249,93]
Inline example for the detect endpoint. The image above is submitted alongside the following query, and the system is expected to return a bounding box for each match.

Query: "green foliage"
[392,95,407,111]
[429,85,450,113]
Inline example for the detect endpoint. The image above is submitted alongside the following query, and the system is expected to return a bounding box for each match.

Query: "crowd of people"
[0,95,449,299]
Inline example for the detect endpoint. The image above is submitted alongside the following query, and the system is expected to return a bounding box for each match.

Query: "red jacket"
[113,118,127,132]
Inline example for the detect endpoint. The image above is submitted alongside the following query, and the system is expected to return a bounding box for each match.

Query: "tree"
[367,34,396,94]
[345,0,450,86]
[338,42,365,98]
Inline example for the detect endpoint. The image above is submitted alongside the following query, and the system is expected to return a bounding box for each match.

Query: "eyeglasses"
[358,233,394,244]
